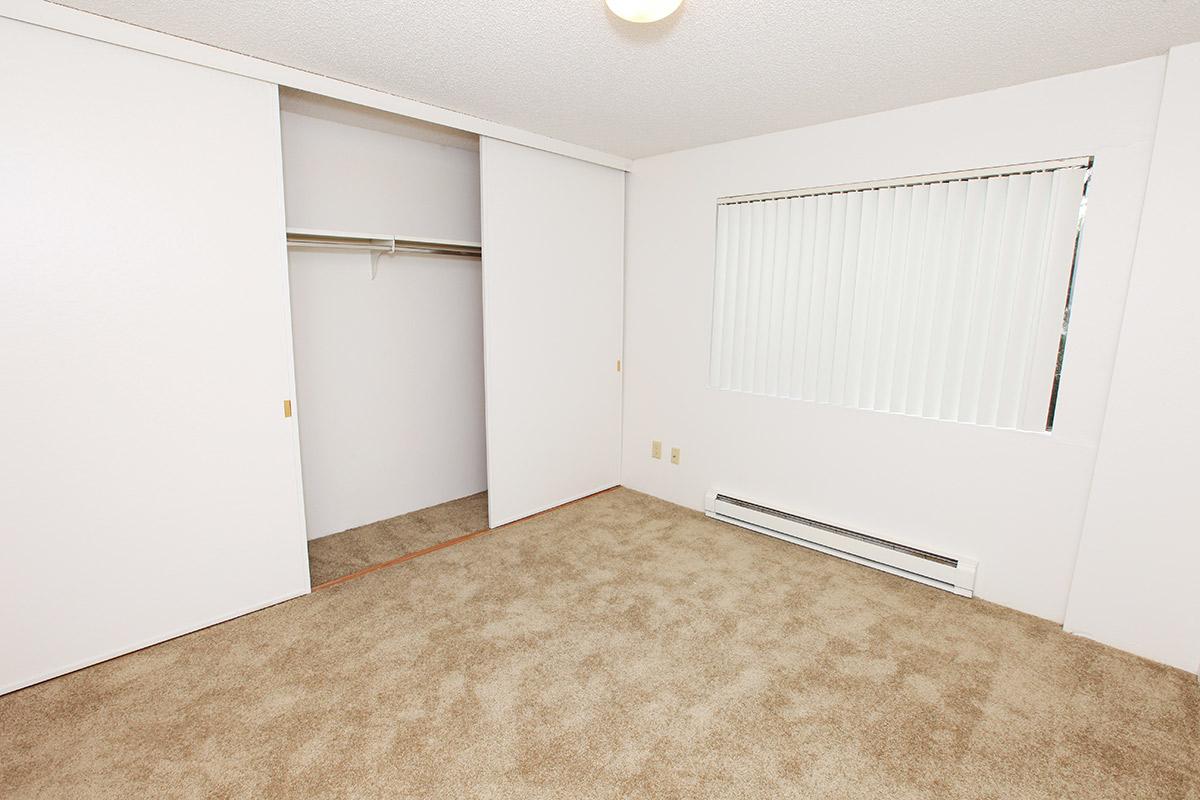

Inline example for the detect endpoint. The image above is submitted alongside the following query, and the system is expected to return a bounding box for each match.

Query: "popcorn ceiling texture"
[53,0,1200,158]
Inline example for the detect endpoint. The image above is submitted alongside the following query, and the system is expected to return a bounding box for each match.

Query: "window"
[708,158,1090,432]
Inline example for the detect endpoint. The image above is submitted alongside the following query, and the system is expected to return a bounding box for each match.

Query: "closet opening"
[278,89,488,587]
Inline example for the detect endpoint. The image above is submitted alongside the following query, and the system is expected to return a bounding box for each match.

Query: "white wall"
[0,19,309,693]
[1062,43,1200,674]
[280,106,486,539]
[621,57,1165,623]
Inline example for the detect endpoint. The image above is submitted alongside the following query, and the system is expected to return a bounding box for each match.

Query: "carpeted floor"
[306,491,489,585]
[1,488,1197,799]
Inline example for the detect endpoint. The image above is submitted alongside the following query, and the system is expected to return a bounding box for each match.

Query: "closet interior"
[278,89,489,585]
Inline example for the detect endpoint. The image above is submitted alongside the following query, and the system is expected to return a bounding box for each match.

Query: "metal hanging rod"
[284,227,482,279]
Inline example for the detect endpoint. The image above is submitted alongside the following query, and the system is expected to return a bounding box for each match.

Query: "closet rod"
[285,228,481,258]
[286,240,482,257]
[284,228,482,279]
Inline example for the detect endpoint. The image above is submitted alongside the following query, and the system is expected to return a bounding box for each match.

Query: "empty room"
[1,1,1198,798]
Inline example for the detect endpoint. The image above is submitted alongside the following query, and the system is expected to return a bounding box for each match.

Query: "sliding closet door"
[0,20,308,693]
[480,138,624,526]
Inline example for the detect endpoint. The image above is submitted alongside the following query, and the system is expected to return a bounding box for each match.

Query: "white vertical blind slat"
[709,165,1086,432]
[801,195,832,401]
[875,186,912,410]
[858,187,895,411]
[742,202,765,391]
[816,194,848,403]
[891,183,932,413]
[906,181,950,415]
[922,180,968,420]
[939,178,989,420]
[710,206,731,388]
[829,192,864,406]
[728,203,750,390]
[717,204,739,389]
[764,200,789,396]
[736,203,759,390]
[789,197,818,397]
[777,199,803,395]
[749,201,774,393]
[956,176,1009,424]
[842,190,878,408]
[977,173,1033,427]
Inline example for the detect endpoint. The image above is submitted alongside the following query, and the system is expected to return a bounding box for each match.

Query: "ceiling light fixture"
[605,0,683,24]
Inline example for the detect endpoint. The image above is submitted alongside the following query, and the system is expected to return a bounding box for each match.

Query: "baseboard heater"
[705,491,977,597]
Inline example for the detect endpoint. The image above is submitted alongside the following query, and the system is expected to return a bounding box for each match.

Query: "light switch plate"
[651,440,662,459]
[670,447,680,465]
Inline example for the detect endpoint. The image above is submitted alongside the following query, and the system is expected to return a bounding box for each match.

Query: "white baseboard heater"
[705,491,977,597]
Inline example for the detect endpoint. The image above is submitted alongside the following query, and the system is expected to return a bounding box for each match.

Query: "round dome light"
[605,0,683,24]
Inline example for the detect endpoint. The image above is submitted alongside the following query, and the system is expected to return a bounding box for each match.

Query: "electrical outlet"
[670,447,680,465]
[651,440,662,459]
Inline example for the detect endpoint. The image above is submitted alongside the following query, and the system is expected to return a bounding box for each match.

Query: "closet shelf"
[285,227,482,279]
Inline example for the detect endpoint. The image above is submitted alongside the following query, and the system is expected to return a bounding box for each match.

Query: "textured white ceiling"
[54,0,1200,159]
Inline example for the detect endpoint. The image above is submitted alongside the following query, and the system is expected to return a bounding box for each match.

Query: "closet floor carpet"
[2,488,1197,799]
[306,491,489,586]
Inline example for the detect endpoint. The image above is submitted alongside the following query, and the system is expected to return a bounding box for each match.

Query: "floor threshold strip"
[311,486,618,591]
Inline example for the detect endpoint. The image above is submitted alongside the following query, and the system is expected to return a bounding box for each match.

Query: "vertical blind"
[708,159,1089,432]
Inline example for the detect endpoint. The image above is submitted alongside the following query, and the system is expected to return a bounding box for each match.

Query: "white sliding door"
[479,138,624,526]
[0,20,308,693]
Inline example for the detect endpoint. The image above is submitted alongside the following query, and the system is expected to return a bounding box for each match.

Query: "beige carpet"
[306,491,488,585]
[1,488,1197,799]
